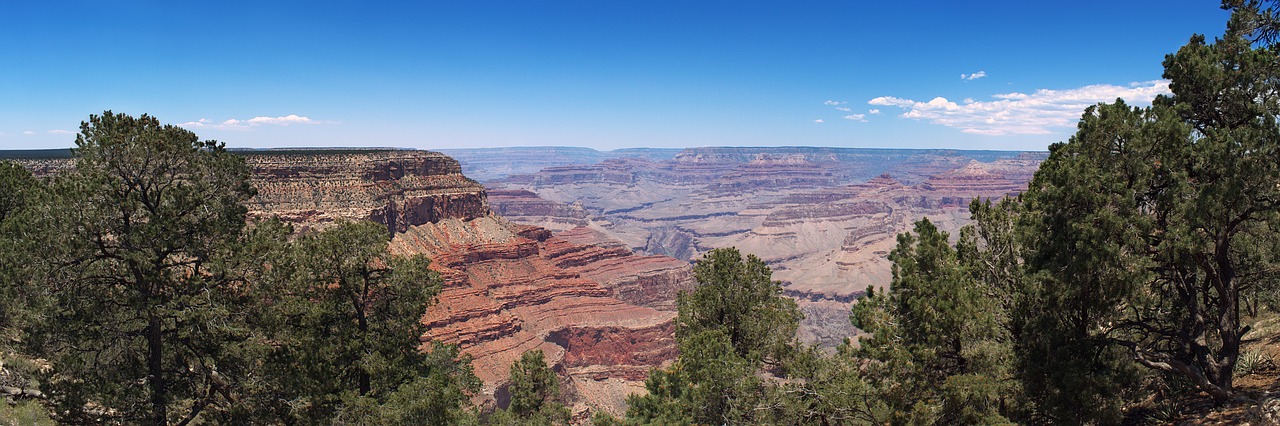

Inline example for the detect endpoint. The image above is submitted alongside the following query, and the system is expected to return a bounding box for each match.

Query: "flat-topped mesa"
[242,150,489,232]
[915,160,1027,200]
[705,155,838,193]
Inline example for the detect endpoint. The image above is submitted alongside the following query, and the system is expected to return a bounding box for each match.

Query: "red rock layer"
[487,189,590,229]
[706,154,838,193]
[546,321,678,381]
[543,227,693,311]
[388,215,678,411]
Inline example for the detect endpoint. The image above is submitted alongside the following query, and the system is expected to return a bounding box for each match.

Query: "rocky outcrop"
[243,150,489,232]
[389,215,683,414]
[544,227,694,311]
[488,189,591,232]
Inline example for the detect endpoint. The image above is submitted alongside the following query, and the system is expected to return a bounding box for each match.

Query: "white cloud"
[835,106,852,112]
[22,131,34,135]
[868,109,881,115]
[814,119,825,123]
[47,129,73,135]
[867,80,1170,136]
[823,100,846,106]
[247,114,314,125]
[843,114,867,122]
[961,71,987,80]
[179,114,322,130]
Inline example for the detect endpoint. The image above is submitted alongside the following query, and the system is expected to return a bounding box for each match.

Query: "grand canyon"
[8,146,1042,418]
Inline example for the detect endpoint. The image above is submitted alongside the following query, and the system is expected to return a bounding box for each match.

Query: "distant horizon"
[1,1,1231,152]
[0,144,1050,159]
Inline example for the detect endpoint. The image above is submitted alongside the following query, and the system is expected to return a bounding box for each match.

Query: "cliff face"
[389,215,687,415]
[485,147,1046,348]
[11,148,688,416]
[244,150,689,414]
[243,151,490,232]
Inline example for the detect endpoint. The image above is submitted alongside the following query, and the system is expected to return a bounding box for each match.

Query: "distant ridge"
[0,149,74,159]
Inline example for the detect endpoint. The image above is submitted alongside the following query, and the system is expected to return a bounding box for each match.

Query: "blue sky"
[1,1,1231,151]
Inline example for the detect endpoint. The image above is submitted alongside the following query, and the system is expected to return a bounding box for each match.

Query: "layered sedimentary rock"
[389,214,689,415]
[243,150,489,232]
[10,148,690,416]
[439,147,682,182]
[485,147,1046,348]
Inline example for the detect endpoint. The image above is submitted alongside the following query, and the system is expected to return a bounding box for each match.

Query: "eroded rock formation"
[483,147,1045,348]
[390,215,687,415]
[243,150,490,232]
[10,148,693,417]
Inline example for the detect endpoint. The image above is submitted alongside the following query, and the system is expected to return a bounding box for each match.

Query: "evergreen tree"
[24,111,256,424]
[677,247,802,364]
[488,349,570,425]
[851,218,1019,425]
[625,247,799,425]
[262,220,479,423]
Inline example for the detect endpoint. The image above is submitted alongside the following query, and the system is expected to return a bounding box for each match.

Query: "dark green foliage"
[625,247,800,425]
[678,247,802,364]
[488,349,570,425]
[755,343,882,425]
[1016,101,1164,422]
[507,350,566,419]
[0,162,43,341]
[1224,0,1280,43]
[625,329,762,425]
[4,112,480,424]
[253,220,479,424]
[1017,15,1280,408]
[20,111,256,424]
[851,218,1020,425]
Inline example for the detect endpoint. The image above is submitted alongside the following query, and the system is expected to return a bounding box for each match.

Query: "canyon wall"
[482,147,1046,348]
[10,149,694,417]
[242,150,490,233]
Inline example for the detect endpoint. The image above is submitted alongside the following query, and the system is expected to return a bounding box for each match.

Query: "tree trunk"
[148,313,167,426]
[358,311,370,396]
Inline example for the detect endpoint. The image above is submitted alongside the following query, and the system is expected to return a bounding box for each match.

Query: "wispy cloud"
[47,129,73,135]
[868,80,1170,135]
[843,114,867,122]
[22,131,34,136]
[823,100,846,106]
[835,106,852,112]
[868,109,881,115]
[179,114,323,130]
[814,119,825,123]
[961,71,987,81]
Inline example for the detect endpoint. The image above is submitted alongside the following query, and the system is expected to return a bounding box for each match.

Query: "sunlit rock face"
[12,148,695,416]
[480,147,1046,348]
[243,150,693,415]
[390,214,688,416]
[242,150,490,233]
